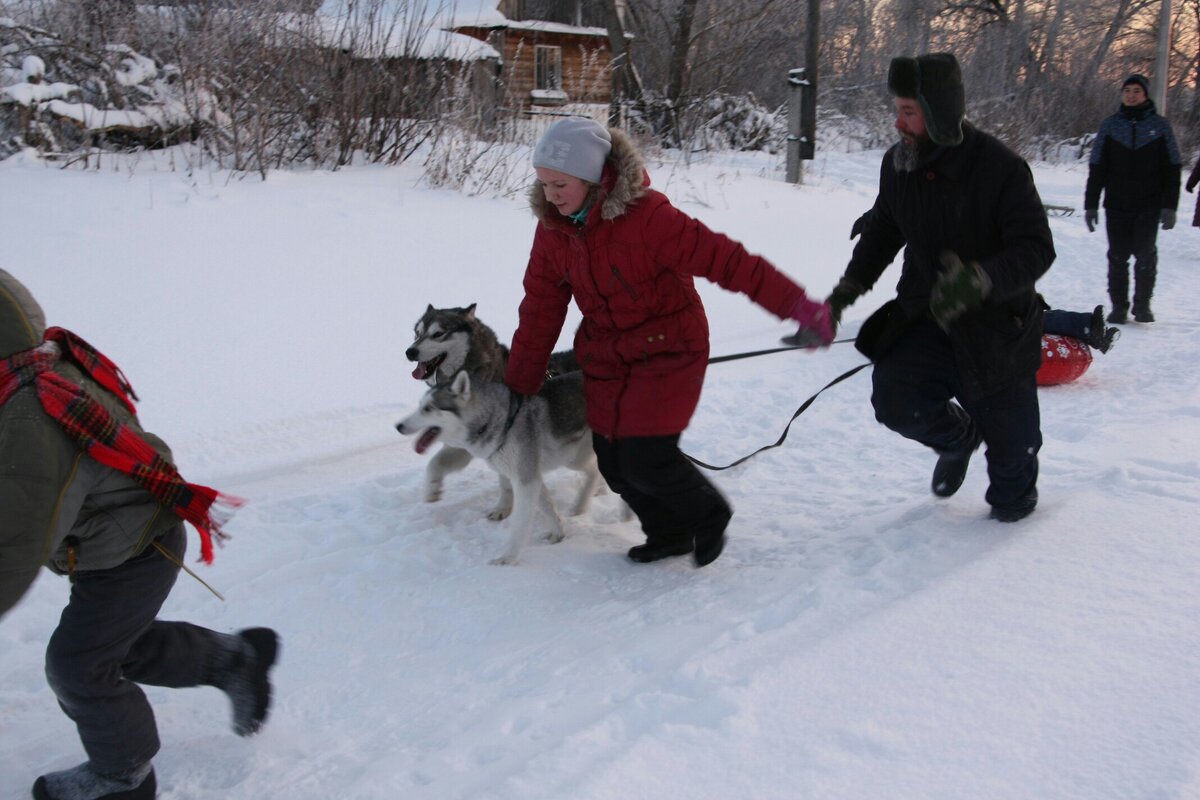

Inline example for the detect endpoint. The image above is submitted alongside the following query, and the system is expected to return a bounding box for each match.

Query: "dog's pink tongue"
[412,363,429,380]
[414,427,440,454]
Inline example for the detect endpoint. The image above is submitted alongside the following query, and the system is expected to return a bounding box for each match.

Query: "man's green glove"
[930,251,992,331]
[827,277,863,323]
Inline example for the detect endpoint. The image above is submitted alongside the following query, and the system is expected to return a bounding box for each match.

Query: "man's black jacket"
[846,123,1056,400]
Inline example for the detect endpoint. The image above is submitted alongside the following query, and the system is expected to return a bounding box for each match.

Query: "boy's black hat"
[1122,74,1151,94]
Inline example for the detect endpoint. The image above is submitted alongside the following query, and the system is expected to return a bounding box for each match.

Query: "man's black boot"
[628,541,693,563]
[931,435,982,498]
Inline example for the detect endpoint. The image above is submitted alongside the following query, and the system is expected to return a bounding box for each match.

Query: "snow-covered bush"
[0,16,216,159]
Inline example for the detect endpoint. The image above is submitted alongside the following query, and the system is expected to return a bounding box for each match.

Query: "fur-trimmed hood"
[529,127,648,227]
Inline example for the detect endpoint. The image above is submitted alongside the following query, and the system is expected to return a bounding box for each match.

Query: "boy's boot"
[33,761,155,800]
[205,628,280,737]
[1132,264,1156,322]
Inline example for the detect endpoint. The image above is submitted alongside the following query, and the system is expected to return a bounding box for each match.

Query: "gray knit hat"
[888,53,966,147]
[532,118,612,183]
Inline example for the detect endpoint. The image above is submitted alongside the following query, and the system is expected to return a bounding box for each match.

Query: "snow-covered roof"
[491,19,609,38]
[315,1,506,30]
[306,1,503,60]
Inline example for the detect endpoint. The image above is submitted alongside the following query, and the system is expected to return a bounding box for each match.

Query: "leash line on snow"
[684,357,871,472]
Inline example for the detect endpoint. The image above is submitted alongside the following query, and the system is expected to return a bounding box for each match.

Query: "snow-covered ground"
[1,141,1198,800]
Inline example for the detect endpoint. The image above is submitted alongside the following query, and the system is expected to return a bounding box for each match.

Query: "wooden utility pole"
[787,0,820,184]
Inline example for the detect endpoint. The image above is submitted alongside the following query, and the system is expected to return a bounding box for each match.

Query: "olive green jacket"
[1,270,178,618]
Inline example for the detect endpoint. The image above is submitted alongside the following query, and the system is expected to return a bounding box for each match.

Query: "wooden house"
[451,0,630,113]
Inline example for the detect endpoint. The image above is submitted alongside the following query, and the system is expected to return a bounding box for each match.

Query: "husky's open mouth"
[411,353,446,381]
[414,427,441,454]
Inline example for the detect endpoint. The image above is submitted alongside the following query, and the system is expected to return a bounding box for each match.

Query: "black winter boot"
[692,531,726,567]
[1106,306,1128,324]
[989,496,1037,523]
[1085,307,1120,353]
[206,628,280,737]
[931,433,982,498]
[628,541,693,563]
[1132,263,1156,322]
[33,761,154,800]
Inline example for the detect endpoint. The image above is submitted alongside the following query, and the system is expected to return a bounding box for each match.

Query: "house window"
[534,45,562,92]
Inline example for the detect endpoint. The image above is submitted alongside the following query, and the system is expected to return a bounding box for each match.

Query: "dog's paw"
[487,506,513,521]
[490,553,520,566]
[543,529,565,543]
[424,484,443,503]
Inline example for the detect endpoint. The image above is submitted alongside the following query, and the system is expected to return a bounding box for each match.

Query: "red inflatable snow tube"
[1037,334,1093,386]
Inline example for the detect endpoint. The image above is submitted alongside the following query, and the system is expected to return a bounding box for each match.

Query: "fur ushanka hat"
[888,52,966,147]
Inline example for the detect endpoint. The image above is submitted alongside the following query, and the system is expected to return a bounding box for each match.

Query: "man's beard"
[892,134,930,173]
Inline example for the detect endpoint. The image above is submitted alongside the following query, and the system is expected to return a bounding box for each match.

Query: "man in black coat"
[1084,74,1182,323]
[802,52,1055,522]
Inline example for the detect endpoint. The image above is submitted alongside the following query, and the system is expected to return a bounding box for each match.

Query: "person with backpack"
[1,269,279,800]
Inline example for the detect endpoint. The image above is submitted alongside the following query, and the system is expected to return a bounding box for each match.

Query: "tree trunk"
[603,0,644,125]
[664,0,699,146]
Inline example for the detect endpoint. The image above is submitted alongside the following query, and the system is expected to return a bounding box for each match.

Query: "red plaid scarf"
[0,328,242,563]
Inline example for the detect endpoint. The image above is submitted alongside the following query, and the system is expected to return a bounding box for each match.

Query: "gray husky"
[406,304,510,514]
[405,303,578,518]
[396,370,600,565]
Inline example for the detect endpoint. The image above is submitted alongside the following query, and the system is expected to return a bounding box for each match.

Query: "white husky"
[396,370,600,565]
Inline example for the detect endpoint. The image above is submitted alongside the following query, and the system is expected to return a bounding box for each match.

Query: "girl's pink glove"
[788,297,835,348]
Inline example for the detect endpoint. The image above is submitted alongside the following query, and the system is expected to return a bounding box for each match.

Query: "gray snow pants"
[44,523,222,772]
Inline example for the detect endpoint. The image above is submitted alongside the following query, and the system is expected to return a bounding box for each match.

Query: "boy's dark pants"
[870,318,1042,513]
[45,523,221,773]
[1105,207,1160,311]
[592,433,731,548]
[1042,308,1094,340]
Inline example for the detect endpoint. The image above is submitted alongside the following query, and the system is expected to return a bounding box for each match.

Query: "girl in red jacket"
[505,118,832,567]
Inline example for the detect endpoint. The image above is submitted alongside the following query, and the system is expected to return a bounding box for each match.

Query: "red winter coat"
[505,128,813,438]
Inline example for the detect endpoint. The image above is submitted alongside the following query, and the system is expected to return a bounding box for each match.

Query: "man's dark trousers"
[1105,207,1160,312]
[592,433,731,548]
[45,523,220,773]
[870,316,1042,513]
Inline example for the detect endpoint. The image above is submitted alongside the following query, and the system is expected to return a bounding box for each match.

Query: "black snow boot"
[989,496,1037,523]
[206,628,280,737]
[1086,306,1120,354]
[1106,305,1128,324]
[1132,304,1155,323]
[931,434,982,498]
[628,541,693,563]
[33,761,155,800]
[692,531,726,567]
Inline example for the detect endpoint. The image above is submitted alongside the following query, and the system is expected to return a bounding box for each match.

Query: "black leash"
[706,336,857,364]
[685,339,870,471]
